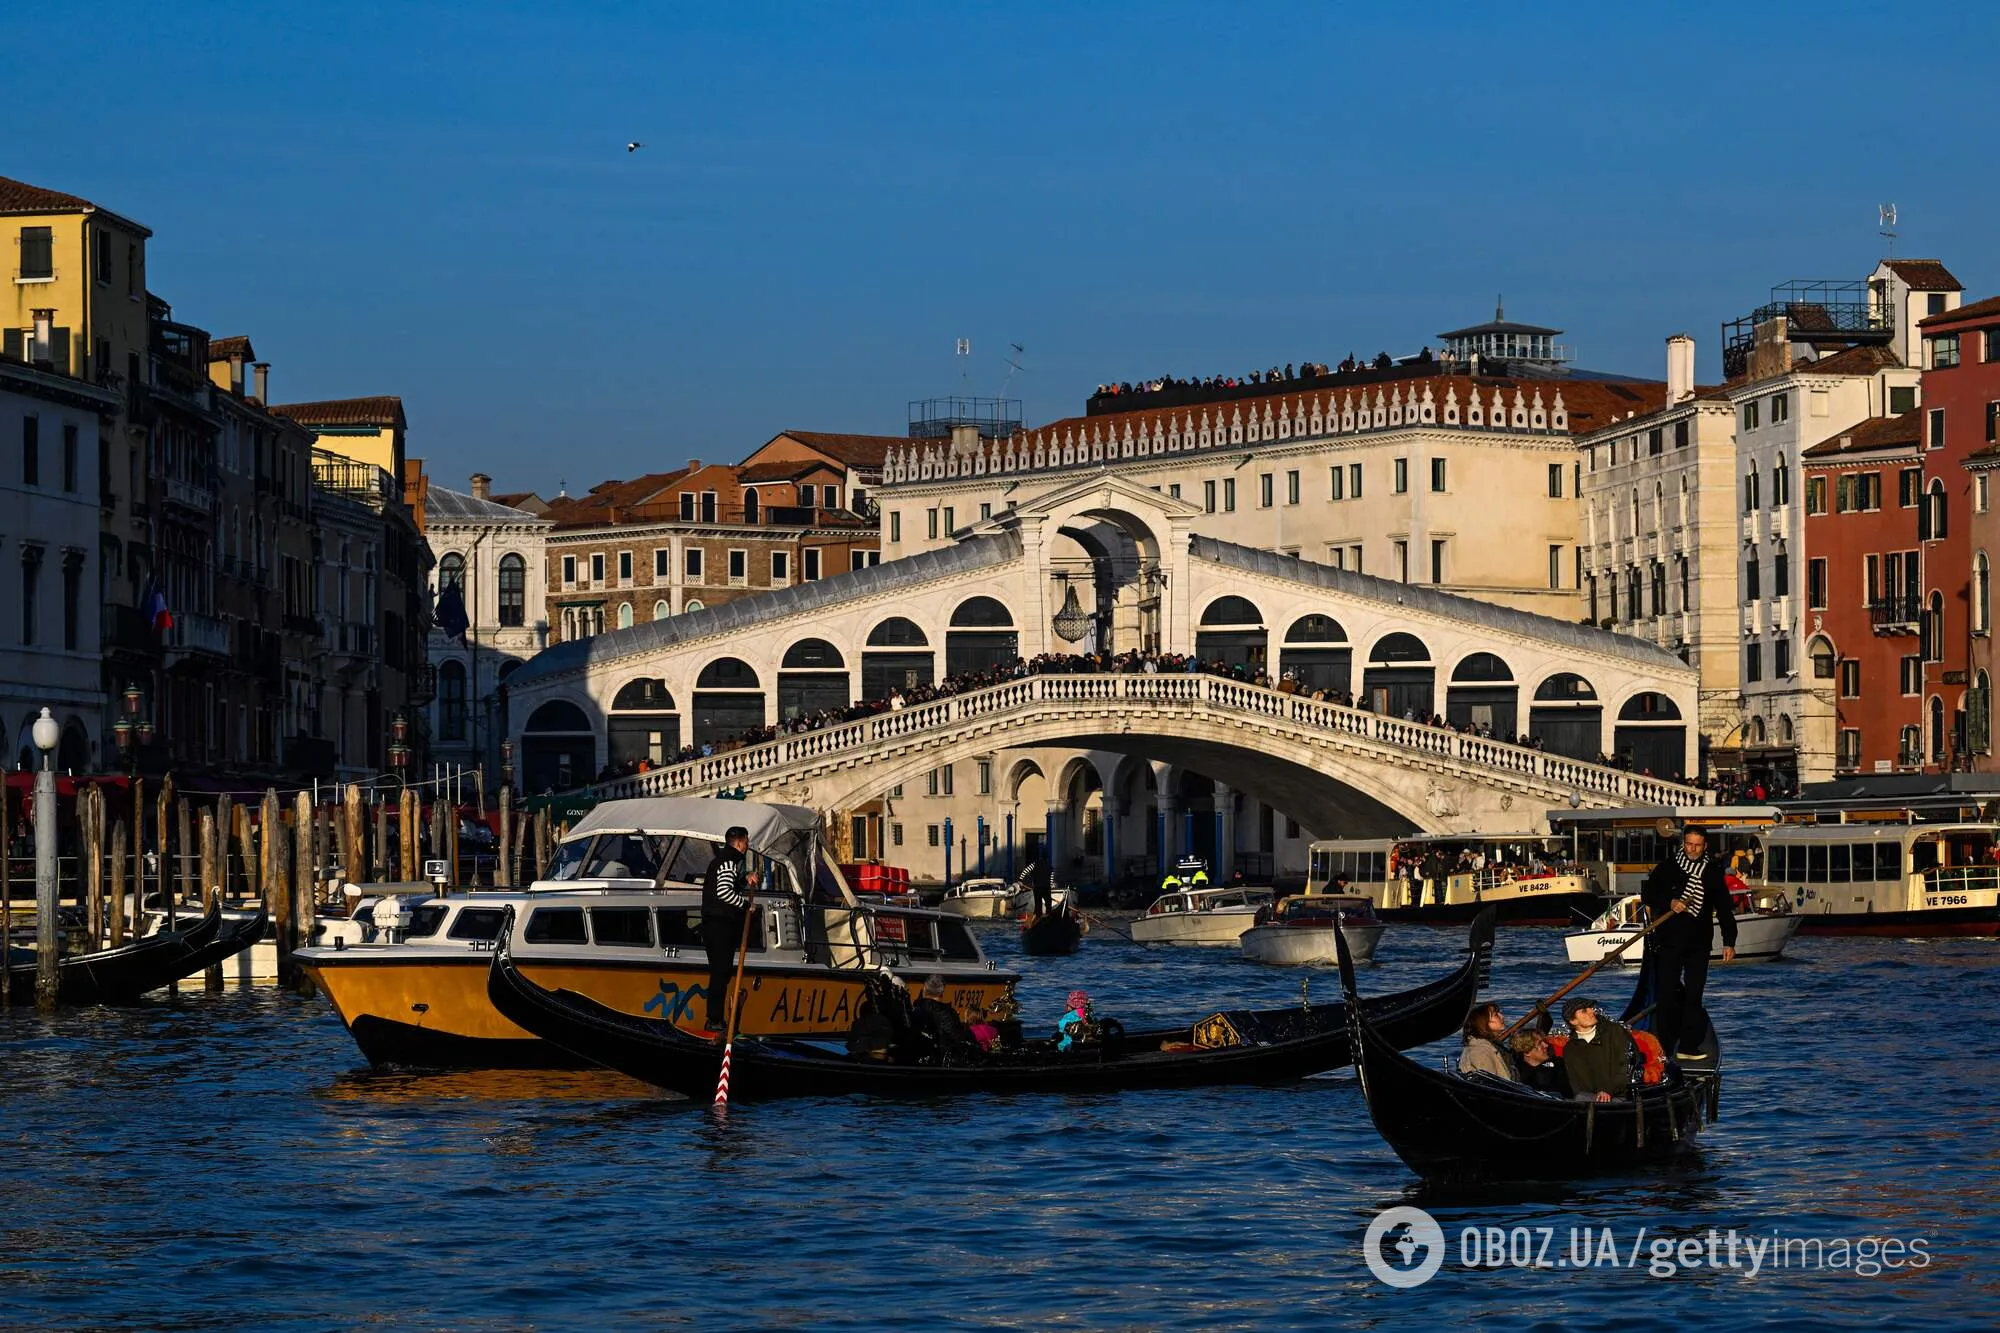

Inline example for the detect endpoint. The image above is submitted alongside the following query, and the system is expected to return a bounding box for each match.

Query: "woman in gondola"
[1457,1002,1516,1081]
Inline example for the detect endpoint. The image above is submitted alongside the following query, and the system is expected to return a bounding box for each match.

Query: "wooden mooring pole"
[200,808,222,991]
[294,790,316,988]
[109,821,128,949]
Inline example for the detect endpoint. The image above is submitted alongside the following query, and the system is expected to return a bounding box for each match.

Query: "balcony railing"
[1870,598,1919,633]
[161,475,216,514]
[312,449,401,505]
[166,610,229,658]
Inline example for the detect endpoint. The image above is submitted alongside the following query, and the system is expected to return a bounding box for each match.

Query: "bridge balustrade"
[577,673,1707,808]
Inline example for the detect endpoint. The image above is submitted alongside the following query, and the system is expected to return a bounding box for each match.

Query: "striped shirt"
[705,855,750,911]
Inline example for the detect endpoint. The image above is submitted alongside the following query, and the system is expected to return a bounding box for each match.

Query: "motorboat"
[1314,834,1609,926]
[1239,893,1385,965]
[1563,888,1801,965]
[1129,885,1273,945]
[937,878,1014,919]
[294,797,1019,1068]
[486,909,1498,1103]
[1760,822,2000,936]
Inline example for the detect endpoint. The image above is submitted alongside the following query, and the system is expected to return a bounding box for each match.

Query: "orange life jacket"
[1629,1028,1667,1084]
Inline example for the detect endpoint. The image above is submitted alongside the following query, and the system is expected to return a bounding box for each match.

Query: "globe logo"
[1363,1206,1445,1288]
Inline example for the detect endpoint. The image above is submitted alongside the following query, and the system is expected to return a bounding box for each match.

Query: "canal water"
[2,924,1995,1330]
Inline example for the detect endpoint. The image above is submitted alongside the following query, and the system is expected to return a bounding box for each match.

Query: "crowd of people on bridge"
[584,649,1690,786]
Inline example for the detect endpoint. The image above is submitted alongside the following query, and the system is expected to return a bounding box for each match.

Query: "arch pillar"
[1213,781,1235,881]
[1045,800,1068,881]
[1149,760,1177,874]
[1001,799,1018,883]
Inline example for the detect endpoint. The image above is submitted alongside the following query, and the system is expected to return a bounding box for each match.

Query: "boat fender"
[1630,1029,1666,1085]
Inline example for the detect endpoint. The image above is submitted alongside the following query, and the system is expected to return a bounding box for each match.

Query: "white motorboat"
[1562,888,1801,965]
[1130,885,1273,945]
[938,877,1014,919]
[1239,893,1385,965]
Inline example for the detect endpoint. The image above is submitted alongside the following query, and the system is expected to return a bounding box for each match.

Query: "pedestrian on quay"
[1639,825,1736,1060]
[700,824,760,1032]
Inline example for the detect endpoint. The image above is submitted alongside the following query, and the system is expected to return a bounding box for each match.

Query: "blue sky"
[11,2,1995,497]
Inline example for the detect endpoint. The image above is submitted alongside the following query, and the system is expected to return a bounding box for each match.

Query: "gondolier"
[701,825,760,1031]
[1640,825,1736,1061]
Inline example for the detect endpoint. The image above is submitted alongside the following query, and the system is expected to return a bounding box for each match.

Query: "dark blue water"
[2,924,1996,1331]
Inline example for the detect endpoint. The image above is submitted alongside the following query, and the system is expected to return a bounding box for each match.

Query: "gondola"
[1019,905,1083,956]
[1335,917,1721,1183]
[4,903,226,1005]
[486,908,1496,1102]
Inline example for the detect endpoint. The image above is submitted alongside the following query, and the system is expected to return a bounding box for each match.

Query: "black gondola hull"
[488,911,1497,1102]
[5,904,228,1005]
[1019,912,1083,956]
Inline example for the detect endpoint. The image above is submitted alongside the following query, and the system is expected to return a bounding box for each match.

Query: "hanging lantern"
[1051,582,1092,642]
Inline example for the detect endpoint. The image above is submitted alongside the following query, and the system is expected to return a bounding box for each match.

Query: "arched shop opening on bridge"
[1195,596,1266,669]
[1279,614,1350,694]
[692,658,762,746]
[946,597,1018,676]
[522,699,597,793]
[1363,632,1433,718]
[779,639,850,720]
[1615,691,1687,780]
[863,617,933,698]
[608,678,678,768]
[1447,652,1516,736]
[1530,673,1601,760]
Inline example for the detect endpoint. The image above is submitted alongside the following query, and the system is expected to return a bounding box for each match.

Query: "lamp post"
[499,738,515,795]
[32,708,60,1013]
[111,685,154,944]
[942,815,953,890]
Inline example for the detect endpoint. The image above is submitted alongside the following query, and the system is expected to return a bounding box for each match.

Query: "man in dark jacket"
[1560,997,1632,1101]
[700,825,759,1032]
[1639,825,1737,1060]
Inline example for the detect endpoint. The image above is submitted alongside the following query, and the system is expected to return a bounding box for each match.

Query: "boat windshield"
[546,833,713,884]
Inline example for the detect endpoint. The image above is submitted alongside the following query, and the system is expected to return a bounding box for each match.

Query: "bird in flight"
[626,141,645,153]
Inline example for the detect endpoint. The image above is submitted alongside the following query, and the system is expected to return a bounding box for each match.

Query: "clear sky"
[12,2,1996,497]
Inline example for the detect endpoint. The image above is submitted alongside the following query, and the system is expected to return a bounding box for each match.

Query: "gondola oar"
[712,896,758,1109]
[1499,910,1672,1043]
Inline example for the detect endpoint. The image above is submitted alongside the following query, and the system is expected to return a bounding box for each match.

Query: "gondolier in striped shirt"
[1639,825,1737,1061]
[701,825,760,1032]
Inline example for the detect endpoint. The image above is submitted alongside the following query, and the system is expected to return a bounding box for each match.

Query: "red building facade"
[1924,295,2000,769]
[1802,412,1926,774]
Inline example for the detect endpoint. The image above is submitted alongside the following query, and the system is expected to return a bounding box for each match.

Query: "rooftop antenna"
[1879,203,1898,256]
[999,342,1028,400]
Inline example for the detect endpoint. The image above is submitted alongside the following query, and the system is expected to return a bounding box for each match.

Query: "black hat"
[1562,996,1600,1023]
[725,826,749,842]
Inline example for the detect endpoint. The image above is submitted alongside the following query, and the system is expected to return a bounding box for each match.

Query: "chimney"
[949,423,980,456]
[252,361,269,403]
[1665,334,1694,404]
[228,354,245,396]
[688,458,702,472]
[470,472,492,500]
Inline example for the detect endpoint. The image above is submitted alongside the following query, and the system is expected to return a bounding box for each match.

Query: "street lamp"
[387,710,411,775]
[500,738,515,793]
[31,708,60,1013]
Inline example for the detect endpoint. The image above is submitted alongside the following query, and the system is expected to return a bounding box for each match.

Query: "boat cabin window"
[1877,843,1903,879]
[1310,846,1389,885]
[447,907,508,941]
[656,908,703,947]
[405,904,449,939]
[1806,844,1827,883]
[1910,840,1939,873]
[523,907,588,944]
[934,917,980,961]
[590,906,655,947]
[1829,844,1850,883]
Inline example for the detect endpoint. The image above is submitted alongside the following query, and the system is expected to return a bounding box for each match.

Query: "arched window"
[1618,692,1681,720]
[1284,614,1346,643]
[1200,596,1263,626]
[683,598,705,613]
[866,617,929,647]
[437,660,467,739]
[1369,632,1431,664]
[653,599,669,621]
[608,677,678,765]
[946,599,1017,675]
[1924,478,1949,540]
[498,553,526,627]
[612,678,675,710]
[1930,695,1947,763]
[1749,716,1766,745]
[782,638,846,669]
[1450,652,1513,682]
[1778,715,1795,743]
[1976,551,1991,635]
[694,658,763,745]
[780,639,850,719]
[617,602,634,629]
[438,552,465,594]
[697,658,759,689]
[949,596,1014,627]
[1808,636,1836,680]
[1975,670,1993,756]
[742,487,759,524]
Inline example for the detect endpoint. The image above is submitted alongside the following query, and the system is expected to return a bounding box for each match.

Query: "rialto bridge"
[503,474,1706,871]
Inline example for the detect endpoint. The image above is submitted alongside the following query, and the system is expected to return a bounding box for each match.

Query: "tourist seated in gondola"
[1457,1003,1515,1081]
[1506,1031,1569,1096]
[908,974,982,1065]
[845,974,907,1061]
[1056,989,1096,1051]
[1560,997,1633,1102]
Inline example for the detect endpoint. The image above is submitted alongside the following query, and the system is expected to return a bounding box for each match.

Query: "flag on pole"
[142,577,174,633]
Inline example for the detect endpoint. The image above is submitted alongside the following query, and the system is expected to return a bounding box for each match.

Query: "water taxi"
[1129,885,1273,945]
[1308,834,1607,926]
[1562,889,1801,964]
[1239,893,1385,966]
[295,798,1018,1067]
[937,877,1014,919]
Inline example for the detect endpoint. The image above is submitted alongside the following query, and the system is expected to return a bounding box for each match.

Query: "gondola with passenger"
[487,908,1498,1102]
[1336,921,1720,1183]
[1019,903,1084,956]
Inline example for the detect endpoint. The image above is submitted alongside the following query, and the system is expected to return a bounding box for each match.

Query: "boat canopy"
[559,798,822,889]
